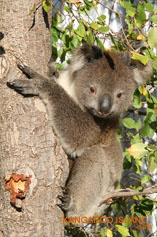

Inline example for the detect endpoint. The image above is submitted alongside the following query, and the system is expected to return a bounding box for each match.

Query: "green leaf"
[96,37,104,50]
[133,89,142,108]
[58,47,64,58]
[131,52,149,65]
[127,143,148,159]
[151,15,157,24]
[134,163,141,174]
[116,225,131,236]
[131,133,142,144]
[52,45,58,61]
[106,228,113,237]
[122,118,136,129]
[135,119,142,130]
[135,158,143,167]
[141,123,154,138]
[51,28,58,43]
[141,111,156,137]
[71,36,80,47]
[100,227,106,237]
[84,0,93,8]
[64,5,71,13]
[97,15,106,22]
[137,4,144,13]
[148,153,157,172]
[120,0,136,17]
[87,28,94,44]
[122,215,132,228]
[136,12,146,27]
[144,2,154,13]
[141,174,151,184]
[42,0,51,13]
[151,95,157,104]
[76,22,86,37]
[132,230,141,237]
[148,27,157,48]
[90,22,100,30]
[97,26,109,33]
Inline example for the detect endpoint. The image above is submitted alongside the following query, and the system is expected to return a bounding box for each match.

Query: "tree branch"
[99,184,157,206]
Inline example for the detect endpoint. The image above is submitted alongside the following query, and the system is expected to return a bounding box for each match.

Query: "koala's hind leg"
[62,145,113,219]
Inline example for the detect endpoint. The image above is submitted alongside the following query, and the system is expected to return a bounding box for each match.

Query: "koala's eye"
[117,92,122,98]
[90,85,96,93]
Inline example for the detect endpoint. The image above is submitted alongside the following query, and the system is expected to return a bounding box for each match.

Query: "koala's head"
[70,44,152,118]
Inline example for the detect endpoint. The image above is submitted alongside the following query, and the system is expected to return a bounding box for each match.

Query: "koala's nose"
[100,94,112,114]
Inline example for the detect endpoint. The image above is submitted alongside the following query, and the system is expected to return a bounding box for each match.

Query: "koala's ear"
[123,51,153,86]
[70,44,103,75]
[132,60,153,86]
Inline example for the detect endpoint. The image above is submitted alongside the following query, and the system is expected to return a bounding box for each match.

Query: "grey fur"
[7,44,152,221]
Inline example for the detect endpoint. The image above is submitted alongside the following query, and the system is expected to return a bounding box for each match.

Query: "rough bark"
[0,1,69,236]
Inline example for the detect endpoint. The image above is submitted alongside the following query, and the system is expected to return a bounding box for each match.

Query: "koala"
[7,44,152,220]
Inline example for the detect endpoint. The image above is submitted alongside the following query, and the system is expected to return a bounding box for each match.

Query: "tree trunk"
[0,1,69,236]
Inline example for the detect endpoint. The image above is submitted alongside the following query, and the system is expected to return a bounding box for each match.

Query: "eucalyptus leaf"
[127,143,148,159]
[116,225,131,236]
[148,27,157,48]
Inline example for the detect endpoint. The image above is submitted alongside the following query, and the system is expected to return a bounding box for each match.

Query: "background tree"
[0,0,68,236]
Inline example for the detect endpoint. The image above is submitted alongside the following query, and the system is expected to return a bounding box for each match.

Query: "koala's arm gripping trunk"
[7,65,101,157]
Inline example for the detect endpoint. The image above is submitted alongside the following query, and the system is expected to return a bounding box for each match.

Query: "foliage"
[49,0,157,236]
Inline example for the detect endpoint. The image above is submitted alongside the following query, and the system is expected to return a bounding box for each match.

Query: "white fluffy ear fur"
[69,51,86,75]
[133,61,153,85]
[69,44,103,75]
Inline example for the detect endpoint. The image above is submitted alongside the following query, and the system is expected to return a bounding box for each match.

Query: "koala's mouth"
[87,107,112,118]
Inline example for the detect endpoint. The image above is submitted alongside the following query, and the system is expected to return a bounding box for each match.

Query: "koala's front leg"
[7,65,101,158]
[7,65,44,96]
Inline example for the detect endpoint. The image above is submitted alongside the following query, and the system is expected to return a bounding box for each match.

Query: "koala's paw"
[57,191,71,212]
[7,80,39,96]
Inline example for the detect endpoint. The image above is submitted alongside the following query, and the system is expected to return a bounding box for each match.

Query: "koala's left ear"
[70,44,103,75]
[123,51,153,86]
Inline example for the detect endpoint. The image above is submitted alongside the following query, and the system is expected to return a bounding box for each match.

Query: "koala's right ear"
[70,44,103,75]
[123,51,153,86]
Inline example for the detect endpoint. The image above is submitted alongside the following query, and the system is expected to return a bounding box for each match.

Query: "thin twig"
[99,184,157,206]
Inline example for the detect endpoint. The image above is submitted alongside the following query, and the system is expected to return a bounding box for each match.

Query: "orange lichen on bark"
[4,173,31,204]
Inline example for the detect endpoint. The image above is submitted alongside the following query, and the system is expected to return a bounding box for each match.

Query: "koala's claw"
[17,64,24,71]
[58,195,64,201]
[58,194,70,202]
[57,202,70,212]
[7,81,15,88]
[56,203,63,209]
[57,192,71,212]
[17,64,40,79]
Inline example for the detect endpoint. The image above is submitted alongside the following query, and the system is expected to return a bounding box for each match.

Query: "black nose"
[100,94,112,114]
